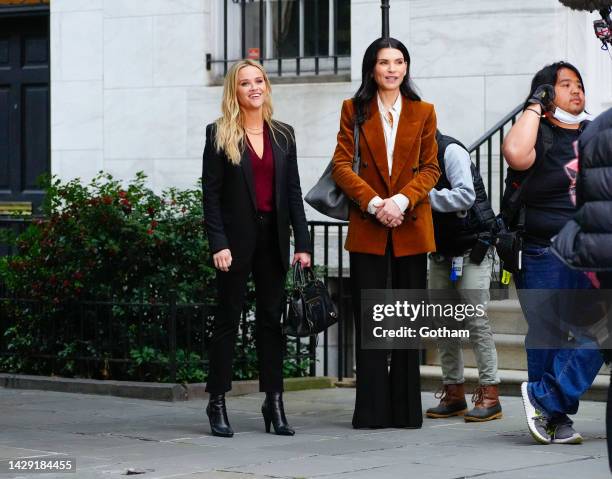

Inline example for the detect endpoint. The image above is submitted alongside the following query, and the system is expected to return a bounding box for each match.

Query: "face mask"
[553,106,592,125]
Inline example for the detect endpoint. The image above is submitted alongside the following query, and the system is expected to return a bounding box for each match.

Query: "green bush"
[0,173,312,382]
[1,172,213,303]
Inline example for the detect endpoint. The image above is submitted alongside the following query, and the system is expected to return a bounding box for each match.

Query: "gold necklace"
[245,126,264,134]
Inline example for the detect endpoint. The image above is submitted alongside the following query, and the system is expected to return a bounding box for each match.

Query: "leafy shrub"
[1,172,213,303]
[0,173,312,382]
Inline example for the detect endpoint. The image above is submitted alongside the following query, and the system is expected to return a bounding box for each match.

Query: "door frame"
[0,3,49,17]
[0,2,50,213]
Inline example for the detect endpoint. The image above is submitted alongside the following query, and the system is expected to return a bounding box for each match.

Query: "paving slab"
[0,386,608,478]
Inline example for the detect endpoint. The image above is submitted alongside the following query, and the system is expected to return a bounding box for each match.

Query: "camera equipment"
[558,1,612,52]
[594,15,612,47]
[469,233,491,265]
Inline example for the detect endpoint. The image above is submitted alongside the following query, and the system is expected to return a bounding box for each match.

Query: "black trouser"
[205,212,286,394]
[350,244,427,428]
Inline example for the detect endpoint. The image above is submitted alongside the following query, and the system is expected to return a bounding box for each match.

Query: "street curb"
[0,374,187,401]
[0,374,336,402]
[187,376,335,399]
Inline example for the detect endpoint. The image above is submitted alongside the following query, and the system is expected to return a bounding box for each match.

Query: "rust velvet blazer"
[331,96,440,257]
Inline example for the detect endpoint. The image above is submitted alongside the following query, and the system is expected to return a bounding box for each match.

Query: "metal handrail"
[468,103,523,153]
[466,103,524,211]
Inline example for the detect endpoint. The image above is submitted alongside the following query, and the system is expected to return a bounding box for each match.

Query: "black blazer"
[202,121,311,272]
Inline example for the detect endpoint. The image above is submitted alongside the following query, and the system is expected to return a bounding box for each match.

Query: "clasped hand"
[375,198,404,228]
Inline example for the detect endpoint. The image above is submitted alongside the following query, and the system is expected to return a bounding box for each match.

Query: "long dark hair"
[523,61,585,110]
[353,37,421,124]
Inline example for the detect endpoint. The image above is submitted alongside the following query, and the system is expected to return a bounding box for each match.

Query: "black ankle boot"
[262,392,295,436]
[206,393,234,437]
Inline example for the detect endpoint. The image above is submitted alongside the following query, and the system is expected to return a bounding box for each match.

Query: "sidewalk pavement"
[0,387,609,479]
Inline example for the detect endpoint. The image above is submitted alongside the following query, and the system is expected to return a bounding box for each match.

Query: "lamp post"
[381,0,390,38]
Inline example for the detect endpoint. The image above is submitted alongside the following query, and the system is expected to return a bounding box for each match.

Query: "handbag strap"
[292,262,306,287]
[352,120,361,174]
[502,122,552,225]
[303,266,317,283]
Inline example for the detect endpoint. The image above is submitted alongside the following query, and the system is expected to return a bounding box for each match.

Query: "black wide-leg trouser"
[350,244,427,429]
[205,213,286,394]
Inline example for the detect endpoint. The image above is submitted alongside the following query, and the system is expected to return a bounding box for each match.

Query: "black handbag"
[492,215,524,274]
[304,120,360,221]
[491,164,535,273]
[284,263,339,337]
[493,165,542,273]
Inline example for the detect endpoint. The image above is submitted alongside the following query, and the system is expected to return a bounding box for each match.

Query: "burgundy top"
[246,124,275,212]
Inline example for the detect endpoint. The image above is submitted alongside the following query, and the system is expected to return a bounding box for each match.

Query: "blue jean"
[516,245,603,419]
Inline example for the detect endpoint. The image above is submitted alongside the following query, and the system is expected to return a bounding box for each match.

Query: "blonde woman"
[202,60,311,437]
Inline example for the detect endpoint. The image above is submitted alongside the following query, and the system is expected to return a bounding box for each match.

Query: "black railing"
[0,215,42,257]
[468,103,523,214]
[0,218,353,382]
[206,0,351,78]
[465,104,523,291]
[0,292,315,384]
[307,221,351,380]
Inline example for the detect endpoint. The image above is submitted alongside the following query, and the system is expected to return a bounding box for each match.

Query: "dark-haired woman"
[503,61,603,445]
[203,60,311,437]
[331,37,440,428]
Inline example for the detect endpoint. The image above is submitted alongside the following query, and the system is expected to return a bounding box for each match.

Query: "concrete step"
[418,299,527,370]
[437,299,527,370]
[423,332,609,376]
[335,365,610,402]
[423,332,529,370]
[421,299,527,371]
[424,299,609,375]
[488,299,527,335]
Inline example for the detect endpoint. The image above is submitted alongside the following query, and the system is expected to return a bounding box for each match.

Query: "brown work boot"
[425,384,468,418]
[464,385,503,422]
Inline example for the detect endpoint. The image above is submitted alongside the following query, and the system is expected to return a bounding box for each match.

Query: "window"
[207,0,351,78]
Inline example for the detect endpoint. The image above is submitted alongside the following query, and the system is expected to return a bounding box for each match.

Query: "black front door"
[0,13,50,211]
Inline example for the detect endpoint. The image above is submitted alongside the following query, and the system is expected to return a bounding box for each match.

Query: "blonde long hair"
[215,60,291,165]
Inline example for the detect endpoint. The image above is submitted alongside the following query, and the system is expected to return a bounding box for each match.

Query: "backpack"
[433,133,495,256]
[499,122,554,227]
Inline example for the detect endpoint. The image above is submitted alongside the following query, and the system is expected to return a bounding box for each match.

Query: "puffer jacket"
[552,107,612,271]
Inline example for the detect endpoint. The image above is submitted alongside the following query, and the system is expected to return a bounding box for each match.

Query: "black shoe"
[206,393,234,437]
[262,392,295,436]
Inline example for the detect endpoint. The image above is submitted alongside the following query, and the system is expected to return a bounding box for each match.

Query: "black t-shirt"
[523,123,581,246]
